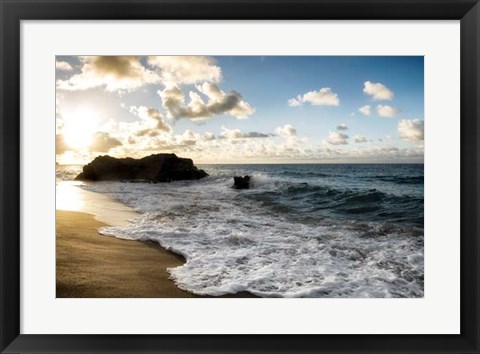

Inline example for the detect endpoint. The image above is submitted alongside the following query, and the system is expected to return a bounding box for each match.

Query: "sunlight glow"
[56,182,86,211]
[62,108,100,150]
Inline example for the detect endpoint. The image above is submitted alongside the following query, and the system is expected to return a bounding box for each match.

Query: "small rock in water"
[233,175,251,189]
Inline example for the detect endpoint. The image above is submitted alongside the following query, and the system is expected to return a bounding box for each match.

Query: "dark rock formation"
[233,175,251,189]
[75,154,208,182]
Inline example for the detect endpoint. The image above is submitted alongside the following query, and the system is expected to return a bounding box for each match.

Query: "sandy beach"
[56,211,256,298]
[56,210,198,297]
[56,183,255,298]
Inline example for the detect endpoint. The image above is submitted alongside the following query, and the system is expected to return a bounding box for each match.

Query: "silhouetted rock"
[234,175,251,189]
[75,154,208,182]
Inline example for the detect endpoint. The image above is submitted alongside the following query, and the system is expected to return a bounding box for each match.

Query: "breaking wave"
[76,164,424,298]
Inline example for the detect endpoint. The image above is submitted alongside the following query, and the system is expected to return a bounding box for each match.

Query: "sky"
[55,56,424,164]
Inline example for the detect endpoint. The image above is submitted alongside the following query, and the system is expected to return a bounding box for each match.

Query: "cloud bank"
[326,131,349,145]
[398,119,424,141]
[275,124,297,138]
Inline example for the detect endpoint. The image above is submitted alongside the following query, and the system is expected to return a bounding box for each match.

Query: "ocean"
[56,163,424,298]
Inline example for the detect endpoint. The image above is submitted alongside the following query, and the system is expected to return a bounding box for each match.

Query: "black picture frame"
[1,0,479,353]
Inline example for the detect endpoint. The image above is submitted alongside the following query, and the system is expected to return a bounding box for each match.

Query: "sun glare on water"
[62,108,100,150]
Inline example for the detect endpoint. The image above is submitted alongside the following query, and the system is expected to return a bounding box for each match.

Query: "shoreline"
[56,210,198,298]
[56,181,138,227]
[56,183,256,298]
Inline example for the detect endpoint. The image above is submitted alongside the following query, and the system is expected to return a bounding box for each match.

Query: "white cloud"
[158,82,254,120]
[397,119,424,141]
[288,88,340,107]
[57,56,223,92]
[196,82,254,118]
[358,105,371,116]
[128,106,171,136]
[275,124,297,137]
[158,85,185,117]
[363,81,394,101]
[56,60,73,71]
[288,98,302,107]
[376,104,400,117]
[57,56,160,92]
[353,135,368,143]
[220,127,270,140]
[89,132,122,152]
[203,132,216,141]
[177,129,200,146]
[326,131,349,145]
[147,56,222,85]
[336,123,348,131]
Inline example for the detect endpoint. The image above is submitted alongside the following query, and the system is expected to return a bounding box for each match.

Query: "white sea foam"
[82,172,424,298]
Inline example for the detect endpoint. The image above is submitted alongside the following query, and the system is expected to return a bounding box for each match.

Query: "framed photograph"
[1,0,479,353]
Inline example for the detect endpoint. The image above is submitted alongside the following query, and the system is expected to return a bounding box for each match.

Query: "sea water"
[57,164,424,298]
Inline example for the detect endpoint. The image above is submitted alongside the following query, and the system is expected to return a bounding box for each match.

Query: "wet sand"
[56,210,199,297]
[56,210,256,298]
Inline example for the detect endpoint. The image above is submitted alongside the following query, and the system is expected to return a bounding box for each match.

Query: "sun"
[62,108,100,150]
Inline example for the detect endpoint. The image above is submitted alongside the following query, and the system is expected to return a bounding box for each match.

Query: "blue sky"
[55,56,424,164]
